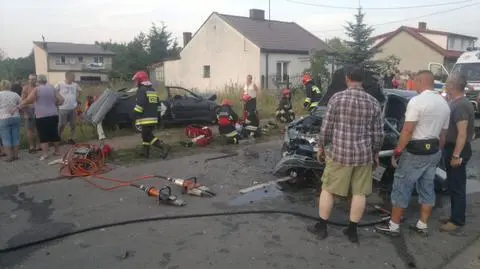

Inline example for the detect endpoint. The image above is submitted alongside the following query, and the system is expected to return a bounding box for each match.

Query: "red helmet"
[132,71,149,84]
[242,94,252,102]
[302,74,312,85]
[221,99,232,106]
[282,88,291,97]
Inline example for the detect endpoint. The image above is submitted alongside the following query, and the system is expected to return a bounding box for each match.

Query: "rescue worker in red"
[302,74,324,111]
[132,71,171,158]
[275,88,295,123]
[216,99,240,144]
[242,94,260,137]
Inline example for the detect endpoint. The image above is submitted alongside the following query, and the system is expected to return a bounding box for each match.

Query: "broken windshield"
[451,63,480,81]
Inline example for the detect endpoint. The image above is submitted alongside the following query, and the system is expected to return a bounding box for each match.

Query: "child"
[217,99,240,144]
[276,88,295,123]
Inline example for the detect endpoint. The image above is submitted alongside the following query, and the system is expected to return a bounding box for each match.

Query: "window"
[448,37,455,50]
[60,56,66,64]
[78,56,84,62]
[276,61,289,82]
[203,65,210,78]
[155,66,165,82]
[93,56,104,64]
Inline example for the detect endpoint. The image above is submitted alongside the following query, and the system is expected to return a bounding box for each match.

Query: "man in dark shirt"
[308,65,384,243]
[11,79,23,96]
[440,74,475,233]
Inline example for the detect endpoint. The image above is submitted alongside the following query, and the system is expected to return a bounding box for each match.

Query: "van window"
[451,63,480,81]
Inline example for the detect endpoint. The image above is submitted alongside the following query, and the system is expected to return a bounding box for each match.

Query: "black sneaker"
[375,223,400,237]
[409,224,428,237]
[307,222,328,239]
[343,228,359,243]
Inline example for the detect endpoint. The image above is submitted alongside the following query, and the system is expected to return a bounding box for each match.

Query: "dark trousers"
[444,142,472,226]
[141,125,157,145]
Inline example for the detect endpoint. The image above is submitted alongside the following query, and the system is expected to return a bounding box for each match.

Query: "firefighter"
[132,71,171,158]
[275,88,295,123]
[302,74,323,111]
[217,99,240,144]
[242,94,260,137]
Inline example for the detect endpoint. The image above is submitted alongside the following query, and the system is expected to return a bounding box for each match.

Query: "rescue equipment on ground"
[184,125,213,146]
[155,175,216,197]
[60,143,111,177]
[131,184,187,206]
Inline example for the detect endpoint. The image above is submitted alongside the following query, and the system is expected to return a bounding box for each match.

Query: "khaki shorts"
[321,158,373,197]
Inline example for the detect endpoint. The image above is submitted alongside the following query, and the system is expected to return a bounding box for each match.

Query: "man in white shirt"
[375,70,450,237]
[56,71,82,144]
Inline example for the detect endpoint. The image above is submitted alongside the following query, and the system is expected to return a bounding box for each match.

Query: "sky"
[1,0,479,58]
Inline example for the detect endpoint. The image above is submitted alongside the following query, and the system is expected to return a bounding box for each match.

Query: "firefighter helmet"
[302,74,312,85]
[221,99,233,106]
[242,94,252,102]
[282,88,291,97]
[132,71,149,84]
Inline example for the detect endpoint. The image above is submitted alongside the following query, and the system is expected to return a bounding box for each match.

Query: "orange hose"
[59,144,157,191]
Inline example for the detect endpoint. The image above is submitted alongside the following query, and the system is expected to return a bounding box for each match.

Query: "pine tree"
[343,8,379,70]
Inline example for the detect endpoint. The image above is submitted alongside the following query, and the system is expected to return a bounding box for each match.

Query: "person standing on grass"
[13,75,64,160]
[309,65,384,243]
[56,71,82,144]
[21,74,40,153]
[243,74,258,113]
[0,80,22,162]
[375,70,450,237]
[439,74,475,233]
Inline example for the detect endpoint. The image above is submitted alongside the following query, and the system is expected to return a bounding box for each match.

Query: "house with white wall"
[151,9,331,92]
[372,22,478,72]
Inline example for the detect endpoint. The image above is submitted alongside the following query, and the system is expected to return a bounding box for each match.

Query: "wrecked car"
[273,68,447,193]
[100,86,219,131]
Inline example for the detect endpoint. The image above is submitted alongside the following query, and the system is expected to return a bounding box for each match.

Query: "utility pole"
[268,0,271,20]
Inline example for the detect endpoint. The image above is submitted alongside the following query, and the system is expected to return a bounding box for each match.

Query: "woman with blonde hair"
[0,80,22,161]
[12,75,64,160]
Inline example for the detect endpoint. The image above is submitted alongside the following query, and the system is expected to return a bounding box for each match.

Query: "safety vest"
[133,85,160,126]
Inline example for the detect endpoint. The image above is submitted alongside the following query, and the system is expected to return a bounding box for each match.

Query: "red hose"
[59,144,156,191]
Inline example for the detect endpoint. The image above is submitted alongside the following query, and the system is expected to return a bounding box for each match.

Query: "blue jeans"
[391,151,442,208]
[0,117,21,147]
[444,142,472,226]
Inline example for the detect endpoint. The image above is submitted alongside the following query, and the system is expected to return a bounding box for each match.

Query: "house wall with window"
[260,53,311,89]
[447,35,476,51]
[47,54,113,71]
[161,13,261,92]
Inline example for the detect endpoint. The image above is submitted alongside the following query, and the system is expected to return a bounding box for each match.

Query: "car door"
[168,87,208,120]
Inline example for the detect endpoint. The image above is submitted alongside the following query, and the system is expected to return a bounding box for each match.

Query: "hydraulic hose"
[0,209,390,254]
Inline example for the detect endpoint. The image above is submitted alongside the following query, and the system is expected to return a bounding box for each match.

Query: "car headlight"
[441,92,447,97]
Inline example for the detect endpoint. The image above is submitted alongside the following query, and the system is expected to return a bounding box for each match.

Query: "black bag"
[406,139,440,155]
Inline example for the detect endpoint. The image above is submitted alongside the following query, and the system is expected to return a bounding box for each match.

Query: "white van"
[429,48,480,113]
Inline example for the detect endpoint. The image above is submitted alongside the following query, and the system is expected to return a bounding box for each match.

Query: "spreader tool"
[132,184,187,206]
[155,175,216,197]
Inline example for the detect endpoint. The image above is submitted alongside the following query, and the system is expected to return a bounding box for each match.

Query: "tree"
[306,51,331,88]
[378,55,401,75]
[0,48,5,61]
[326,37,350,56]
[0,51,35,81]
[343,8,379,70]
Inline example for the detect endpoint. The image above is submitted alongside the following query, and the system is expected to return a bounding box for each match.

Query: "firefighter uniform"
[276,89,295,123]
[303,75,324,112]
[132,71,170,158]
[242,95,261,137]
[217,100,240,144]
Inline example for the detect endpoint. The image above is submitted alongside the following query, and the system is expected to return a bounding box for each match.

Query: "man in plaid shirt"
[308,65,384,243]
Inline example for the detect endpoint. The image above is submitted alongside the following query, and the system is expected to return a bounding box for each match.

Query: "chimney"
[249,9,265,20]
[183,32,192,47]
[418,22,427,30]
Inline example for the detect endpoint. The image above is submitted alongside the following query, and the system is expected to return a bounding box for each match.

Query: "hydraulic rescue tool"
[155,175,216,197]
[131,184,187,206]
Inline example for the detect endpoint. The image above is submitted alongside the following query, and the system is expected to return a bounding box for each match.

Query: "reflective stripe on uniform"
[146,92,159,104]
[134,105,143,113]
[150,137,159,145]
[310,102,319,107]
[312,86,321,94]
[142,142,150,145]
[245,125,258,131]
[225,130,238,137]
[136,117,158,125]
[304,97,311,103]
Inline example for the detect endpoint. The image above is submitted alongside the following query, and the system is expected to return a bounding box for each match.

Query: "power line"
[313,1,480,33]
[286,0,475,10]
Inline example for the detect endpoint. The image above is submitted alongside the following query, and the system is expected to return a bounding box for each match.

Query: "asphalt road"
[0,139,480,269]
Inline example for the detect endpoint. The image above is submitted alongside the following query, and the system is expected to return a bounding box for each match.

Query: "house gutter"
[265,53,269,89]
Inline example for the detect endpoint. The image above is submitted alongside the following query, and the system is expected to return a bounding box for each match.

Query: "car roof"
[383,88,417,100]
